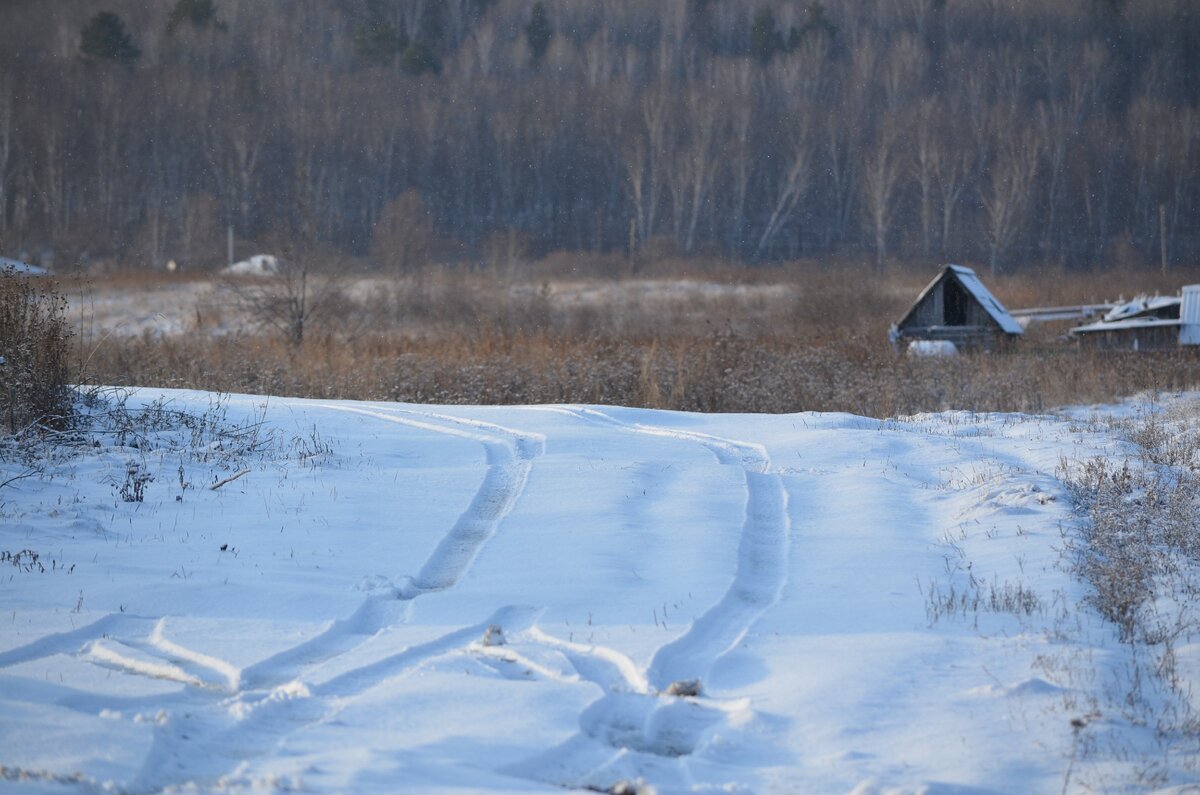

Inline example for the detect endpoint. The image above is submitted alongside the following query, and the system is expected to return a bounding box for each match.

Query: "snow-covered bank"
[1,391,1197,793]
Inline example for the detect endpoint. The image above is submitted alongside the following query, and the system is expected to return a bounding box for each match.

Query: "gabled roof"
[946,265,1024,334]
[898,264,1023,335]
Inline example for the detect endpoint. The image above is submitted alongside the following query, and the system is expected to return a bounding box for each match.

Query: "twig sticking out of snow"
[210,469,251,491]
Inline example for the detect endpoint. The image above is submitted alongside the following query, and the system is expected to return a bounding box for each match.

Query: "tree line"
[0,0,1197,273]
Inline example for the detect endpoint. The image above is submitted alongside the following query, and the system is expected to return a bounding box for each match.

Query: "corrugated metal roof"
[945,265,1025,335]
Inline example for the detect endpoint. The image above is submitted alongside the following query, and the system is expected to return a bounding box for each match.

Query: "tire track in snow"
[505,625,759,790]
[1,401,541,691]
[130,606,541,793]
[0,614,157,670]
[239,403,544,690]
[84,618,243,693]
[506,406,790,791]
[317,404,544,594]
[1,402,545,793]
[548,406,791,691]
[128,405,544,791]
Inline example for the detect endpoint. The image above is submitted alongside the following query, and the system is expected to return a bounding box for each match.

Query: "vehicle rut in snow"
[505,405,792,791]
[129,606,541,793]
[0,402,545,794]
[549,406,791,690]
[319,405,544,594]
[239,404,544,689]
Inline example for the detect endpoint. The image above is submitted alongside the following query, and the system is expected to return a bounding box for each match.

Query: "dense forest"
[0,0,1197,273]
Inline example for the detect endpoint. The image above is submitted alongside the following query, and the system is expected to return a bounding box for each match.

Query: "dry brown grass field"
[71,259,1200,417]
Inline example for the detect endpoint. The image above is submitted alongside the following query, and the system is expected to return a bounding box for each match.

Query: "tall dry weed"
[0,272,72,432]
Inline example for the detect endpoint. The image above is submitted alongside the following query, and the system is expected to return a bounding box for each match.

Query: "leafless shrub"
[1063,443,1200,643]
[118,460,153,502]
[0,271,72,433]
[223,263,350,346]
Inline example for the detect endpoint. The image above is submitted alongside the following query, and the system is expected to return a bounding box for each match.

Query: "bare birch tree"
[861,121,904,270]
[981,126,1039,275]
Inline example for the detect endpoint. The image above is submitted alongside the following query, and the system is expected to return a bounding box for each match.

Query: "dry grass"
[0,272,72,432]
[1060,399,1200,772]
[78,261,1200,417]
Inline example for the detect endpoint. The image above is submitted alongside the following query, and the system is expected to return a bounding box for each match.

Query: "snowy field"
[2,390,1198,793]
[64,276,798,339]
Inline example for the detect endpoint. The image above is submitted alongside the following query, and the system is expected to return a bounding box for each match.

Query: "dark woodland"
[1,0,1197,273]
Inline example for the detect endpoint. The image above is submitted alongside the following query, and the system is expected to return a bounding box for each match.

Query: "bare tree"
[860,120,904,270]
[756,115,813,259]
[3,0,1199,268]
[623,89,671,250]
[980,125,1039,275]
[912,99,939,256]
[665,89,720,254]
[225,243,348,347]
[370,190,435,274]
[0,79,12,239]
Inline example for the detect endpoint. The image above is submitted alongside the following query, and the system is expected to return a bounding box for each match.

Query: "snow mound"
[908,339,958,357]
[223,254,281,275]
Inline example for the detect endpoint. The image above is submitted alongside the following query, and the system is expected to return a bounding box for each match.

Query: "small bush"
[0,271,72,433]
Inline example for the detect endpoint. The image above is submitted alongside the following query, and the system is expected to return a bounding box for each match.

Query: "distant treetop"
[80,11,141,65]
[526,2,553,66]
[166,0,226,35]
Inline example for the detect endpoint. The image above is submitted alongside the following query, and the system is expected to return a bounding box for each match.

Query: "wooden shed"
[891,265,1023,352]
[1071,285,1200,351]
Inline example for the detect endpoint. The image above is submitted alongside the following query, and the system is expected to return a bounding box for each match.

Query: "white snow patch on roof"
[1103,294,1181,322]
[0,257,49,275]
[946,265,1024,334]
[1072,316,1181,334]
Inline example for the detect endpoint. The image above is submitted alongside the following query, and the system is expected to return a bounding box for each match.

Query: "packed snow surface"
[1,391,1197,793]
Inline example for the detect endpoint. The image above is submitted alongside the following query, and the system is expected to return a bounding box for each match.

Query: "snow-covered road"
[1,392,1196,793]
